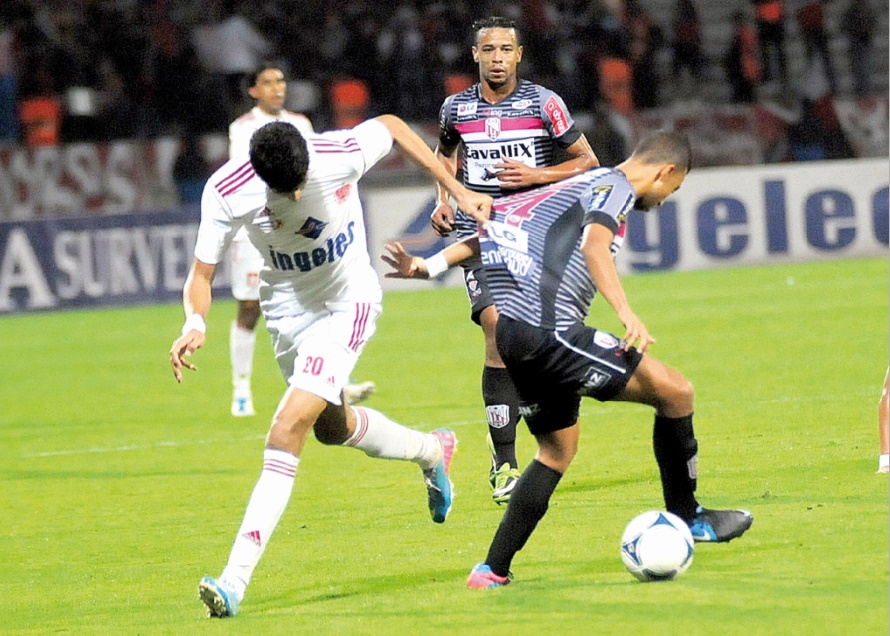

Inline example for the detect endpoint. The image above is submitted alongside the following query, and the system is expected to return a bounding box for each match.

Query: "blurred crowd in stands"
[0,0,885,165]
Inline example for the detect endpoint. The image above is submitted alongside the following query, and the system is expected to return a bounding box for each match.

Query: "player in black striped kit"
[431,16,599,504]
[383,131,754,588]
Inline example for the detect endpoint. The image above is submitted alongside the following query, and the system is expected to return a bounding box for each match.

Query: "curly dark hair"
[472,16,520,44]
[249,122,309,193]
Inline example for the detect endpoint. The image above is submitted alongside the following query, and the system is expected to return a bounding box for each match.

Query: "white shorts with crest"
[265,301,380,405]
[230,233,264,301]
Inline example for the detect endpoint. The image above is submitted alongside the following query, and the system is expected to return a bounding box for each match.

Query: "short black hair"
[249,122,309,193]
[247,64,284,89]
[472,16,520,44]
[631,131,693,173]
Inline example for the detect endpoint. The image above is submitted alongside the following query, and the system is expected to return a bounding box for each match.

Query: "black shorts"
[496,315,644,435]
[461,256,495,325]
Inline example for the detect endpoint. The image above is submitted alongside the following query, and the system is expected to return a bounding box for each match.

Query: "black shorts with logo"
[495,315,644,435]
[462,256,495,325]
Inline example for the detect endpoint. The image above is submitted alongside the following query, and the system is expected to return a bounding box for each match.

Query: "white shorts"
[265,301,381,405]
[230,234,264,301]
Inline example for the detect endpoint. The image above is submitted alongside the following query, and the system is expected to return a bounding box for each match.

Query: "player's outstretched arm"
[496,134,599,189]
[581,224,655,353]
[382,237,480,279]
[169,259,216,382]
[375,115,492,227]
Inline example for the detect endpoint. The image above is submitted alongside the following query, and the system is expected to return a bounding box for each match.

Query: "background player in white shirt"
[227,65,374,416]
[169,115,492,618]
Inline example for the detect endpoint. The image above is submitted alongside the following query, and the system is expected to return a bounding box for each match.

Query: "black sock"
[482,366,520,469]
[486,459,563,576]
[653,414,699,522]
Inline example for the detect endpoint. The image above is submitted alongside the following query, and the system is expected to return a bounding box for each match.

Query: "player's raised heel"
[467,563,510,589]
[424,428,456,523]
[198,576,240,618]
[688,506,753,543]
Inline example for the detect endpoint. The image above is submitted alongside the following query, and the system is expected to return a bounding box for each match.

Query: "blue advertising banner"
[0,207,231,313]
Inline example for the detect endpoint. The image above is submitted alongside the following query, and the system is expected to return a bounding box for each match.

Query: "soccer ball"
[620,511,694,582]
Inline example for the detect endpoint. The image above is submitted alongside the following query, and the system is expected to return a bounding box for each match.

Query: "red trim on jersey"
[348,303,371,351]
[311,137,360,154]
[454,117,545,135]
[216,161,255,197]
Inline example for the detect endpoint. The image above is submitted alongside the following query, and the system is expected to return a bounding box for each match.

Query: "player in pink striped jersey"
[169,116,491,617]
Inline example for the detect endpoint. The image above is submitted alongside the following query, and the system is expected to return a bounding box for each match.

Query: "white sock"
[343,406,441,470]
[880,453,889,471]
[230,321,256,391]
[221,449,299,598]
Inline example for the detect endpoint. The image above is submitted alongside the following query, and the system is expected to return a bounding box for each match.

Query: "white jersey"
[195,119,393,318]
[229,107,315,250]
[229,106,314,157]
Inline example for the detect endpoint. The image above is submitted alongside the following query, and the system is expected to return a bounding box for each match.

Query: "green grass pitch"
[1,257,887,635]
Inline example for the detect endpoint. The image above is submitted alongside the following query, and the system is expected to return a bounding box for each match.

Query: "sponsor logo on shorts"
[518,403,541,418]
[486,405,511,429]
[593,331,620,350]
[583,368,613,390]
[466,270,483,301]
[544,96,569,136]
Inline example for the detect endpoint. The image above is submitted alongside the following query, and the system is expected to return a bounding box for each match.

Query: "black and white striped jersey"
[479,168,634,331]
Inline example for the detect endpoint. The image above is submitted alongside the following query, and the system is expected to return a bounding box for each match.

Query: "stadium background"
[0,2,887,633]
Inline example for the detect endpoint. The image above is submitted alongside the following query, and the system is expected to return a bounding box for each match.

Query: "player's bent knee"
[661,375,694,415]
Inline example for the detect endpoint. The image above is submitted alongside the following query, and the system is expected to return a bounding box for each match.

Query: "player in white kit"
[227,65,374,416]
[169,115,492,618]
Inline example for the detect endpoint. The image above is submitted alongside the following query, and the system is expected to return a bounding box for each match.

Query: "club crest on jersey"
[296,216,328,239]
[457,103,478,117]
[485,117,501,140]
[335,184,352,203]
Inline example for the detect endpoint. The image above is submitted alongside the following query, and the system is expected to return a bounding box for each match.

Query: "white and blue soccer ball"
[620,511,695,582]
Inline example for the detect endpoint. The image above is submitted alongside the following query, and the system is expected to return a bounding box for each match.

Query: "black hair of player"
[631,130,693,173]
[472,16,521,45]
[249,122,309,194]
[246,64,283,90]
